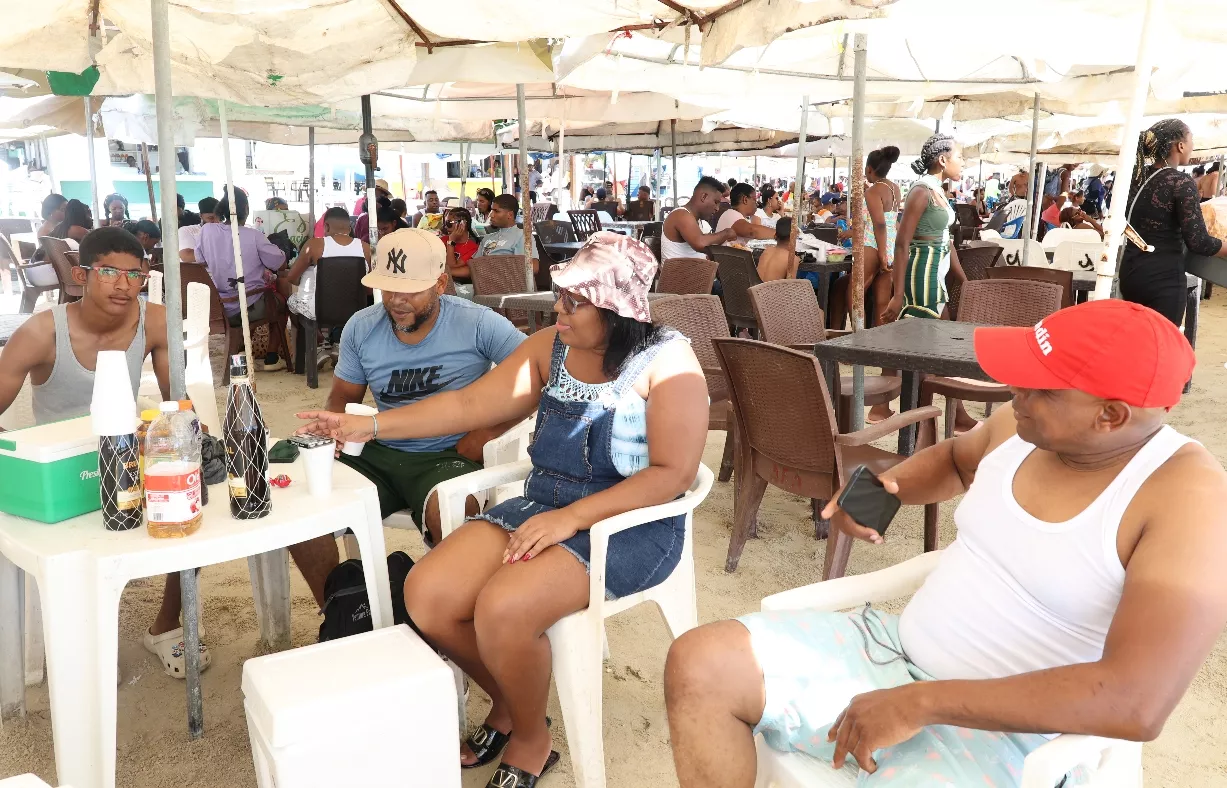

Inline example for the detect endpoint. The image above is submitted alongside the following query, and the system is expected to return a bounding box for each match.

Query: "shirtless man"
[661,176,737,260]
[1199,163,1220,202]
[0,227,211,679]
[1008,166,1029,200]
[756,217,799,282]
[665,299,1227,788]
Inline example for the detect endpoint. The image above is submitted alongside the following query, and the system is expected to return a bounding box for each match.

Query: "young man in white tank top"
[666,300,1227,788]
[661,176,738,260]
[0,227,213,679]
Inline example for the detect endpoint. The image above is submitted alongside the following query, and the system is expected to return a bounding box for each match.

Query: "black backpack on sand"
[318,551,416,642]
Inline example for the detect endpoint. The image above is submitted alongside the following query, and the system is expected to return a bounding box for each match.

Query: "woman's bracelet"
[371,413,379,440]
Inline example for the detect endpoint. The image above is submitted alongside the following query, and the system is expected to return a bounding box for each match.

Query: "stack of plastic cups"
[91,351,143,531]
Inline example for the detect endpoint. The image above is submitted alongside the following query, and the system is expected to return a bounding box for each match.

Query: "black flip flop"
[485,750,560,788]
[462,717,552,770]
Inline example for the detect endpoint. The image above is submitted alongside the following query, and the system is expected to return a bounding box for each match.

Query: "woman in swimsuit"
[829,146,901,331]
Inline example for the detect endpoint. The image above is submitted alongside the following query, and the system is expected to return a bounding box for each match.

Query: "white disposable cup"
[300,441,336,499]
[343,403,379,457]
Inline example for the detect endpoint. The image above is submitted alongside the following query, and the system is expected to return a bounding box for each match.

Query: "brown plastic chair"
[807,226,839,246]
[985,265,1074,309]
[178,262,294,383]
[470,254,536,328]
[708,245,762,334]
[535,219,577,245]
[657,258,718,295]
[531,202,557,223]
[713,337,940,577]
[649,295,736,483]
[944,243,1001,319]
[2,233,56,313]
[624,200,656,222]
[38,237,84,303]
[567,210,602,241]
[749,279,902,432]
[921,278,1064,438]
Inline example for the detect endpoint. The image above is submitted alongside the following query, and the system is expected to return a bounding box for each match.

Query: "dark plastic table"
[812,319,990,455]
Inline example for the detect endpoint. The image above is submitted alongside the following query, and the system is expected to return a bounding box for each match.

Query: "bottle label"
[116,486,142,510]
[145,462,203,524]
[228,476,248,498]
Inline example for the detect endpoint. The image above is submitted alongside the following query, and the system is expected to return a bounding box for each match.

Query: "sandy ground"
[4,296,1227,787]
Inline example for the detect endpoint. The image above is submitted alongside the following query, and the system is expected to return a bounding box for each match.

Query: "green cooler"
[0,417,102,523]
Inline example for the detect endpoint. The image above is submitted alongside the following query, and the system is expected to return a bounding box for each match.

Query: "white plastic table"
[0,457,393,788]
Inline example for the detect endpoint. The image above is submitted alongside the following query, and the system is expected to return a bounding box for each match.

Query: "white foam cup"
[90,350,139,436]
[342,403,379,456]
[299,440,336,499]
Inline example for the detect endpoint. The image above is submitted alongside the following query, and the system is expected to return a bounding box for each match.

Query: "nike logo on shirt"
[379,365,461,403]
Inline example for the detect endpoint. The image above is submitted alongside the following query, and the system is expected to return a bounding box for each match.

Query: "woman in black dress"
[1121,119,1227,325]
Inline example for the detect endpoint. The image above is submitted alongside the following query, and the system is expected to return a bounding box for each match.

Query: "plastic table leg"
[39,554,124,788]
[349,492,394,629]
[247,549,292,652]
[23,575,44,687]
[0,552,25,724]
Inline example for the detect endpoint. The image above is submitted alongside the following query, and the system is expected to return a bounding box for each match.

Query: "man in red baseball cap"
[666,300,1227,788]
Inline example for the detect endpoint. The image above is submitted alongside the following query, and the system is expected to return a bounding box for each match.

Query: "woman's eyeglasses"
[555,289,591,314]
[79,265,150,285]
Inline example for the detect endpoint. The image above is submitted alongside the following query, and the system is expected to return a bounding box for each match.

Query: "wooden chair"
[708,245,762,336]
[749,279,902,433]
[713,337,940,577]
[567,210,602,241]
[920,279,1064,439]
[38,237,83,303]
[985,265,1074,309]
[470,255,536,328]
[657,258,718,295]
[650,295,736,483]
[297,255,369,389]
[944,243,1001,320]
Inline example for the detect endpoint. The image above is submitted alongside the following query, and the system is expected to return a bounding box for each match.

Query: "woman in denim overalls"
[299,232,709,787]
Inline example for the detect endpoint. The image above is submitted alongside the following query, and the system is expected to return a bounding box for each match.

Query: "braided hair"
[1129,118,1190,203]
[911,135,955,175]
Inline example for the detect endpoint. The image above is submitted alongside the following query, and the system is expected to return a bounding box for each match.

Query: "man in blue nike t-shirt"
[287,229,524,606]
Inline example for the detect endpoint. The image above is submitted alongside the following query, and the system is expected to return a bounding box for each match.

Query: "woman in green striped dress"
[886,134,966,320]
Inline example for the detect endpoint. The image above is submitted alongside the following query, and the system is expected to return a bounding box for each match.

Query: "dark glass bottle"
[224,354,271,519]
[99,432,143,531]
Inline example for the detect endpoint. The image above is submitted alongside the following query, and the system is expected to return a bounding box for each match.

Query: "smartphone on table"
[836,465,902,537]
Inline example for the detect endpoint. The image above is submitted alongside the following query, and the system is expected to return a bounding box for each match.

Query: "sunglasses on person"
[78,265,150,285]
[553,288,591,314]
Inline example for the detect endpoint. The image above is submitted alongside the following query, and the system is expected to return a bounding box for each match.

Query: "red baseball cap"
[973,300,1195,409]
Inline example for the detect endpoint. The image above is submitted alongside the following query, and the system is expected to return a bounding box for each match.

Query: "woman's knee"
[403,560,466,637]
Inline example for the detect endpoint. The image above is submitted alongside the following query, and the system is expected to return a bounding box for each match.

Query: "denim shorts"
[473,497,685,600]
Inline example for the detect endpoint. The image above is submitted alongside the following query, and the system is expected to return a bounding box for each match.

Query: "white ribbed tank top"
[899,426,1194,680]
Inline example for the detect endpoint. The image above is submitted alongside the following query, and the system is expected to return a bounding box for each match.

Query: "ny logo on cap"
[386,248,407,274]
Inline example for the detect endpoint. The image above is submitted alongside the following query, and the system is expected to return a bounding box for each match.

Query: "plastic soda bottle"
[144,401,204,538]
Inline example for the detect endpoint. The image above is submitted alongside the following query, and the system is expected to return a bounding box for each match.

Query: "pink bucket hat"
[550,231,659,323]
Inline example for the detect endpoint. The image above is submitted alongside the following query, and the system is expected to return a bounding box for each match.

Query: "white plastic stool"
[242,624,460,788]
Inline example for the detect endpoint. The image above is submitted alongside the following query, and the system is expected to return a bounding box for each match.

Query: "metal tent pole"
[557,120,566,208]
[1031,162,1048,242]
[140,144,157,221]
[217,100,255,381]
[84,98,100,225]
[1022,93,1040,266]
[516,84,534,291]
[360,96,379,251]
[792,96,809,256]
[150,0,198,739]
[848,34,868,431]
[1096,0,1162,301]
[459,142,467,208]
[670,119,678,206]
[307,127,316,230]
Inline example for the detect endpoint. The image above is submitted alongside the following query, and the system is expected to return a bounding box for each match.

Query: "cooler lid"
[0,417,97,463]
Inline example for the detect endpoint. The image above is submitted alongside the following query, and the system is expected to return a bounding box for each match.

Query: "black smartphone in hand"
[836,465,902,536]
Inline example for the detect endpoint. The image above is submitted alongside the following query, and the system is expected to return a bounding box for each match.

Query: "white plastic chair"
[752,552,1143,788]
[1041,227,1101,251]
[136,282,220,434]
[435,462,716,788]
[993,238,1049,268]
[1051,241,1104,274]
[147,269,164,305]
[979,228,1002,240]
